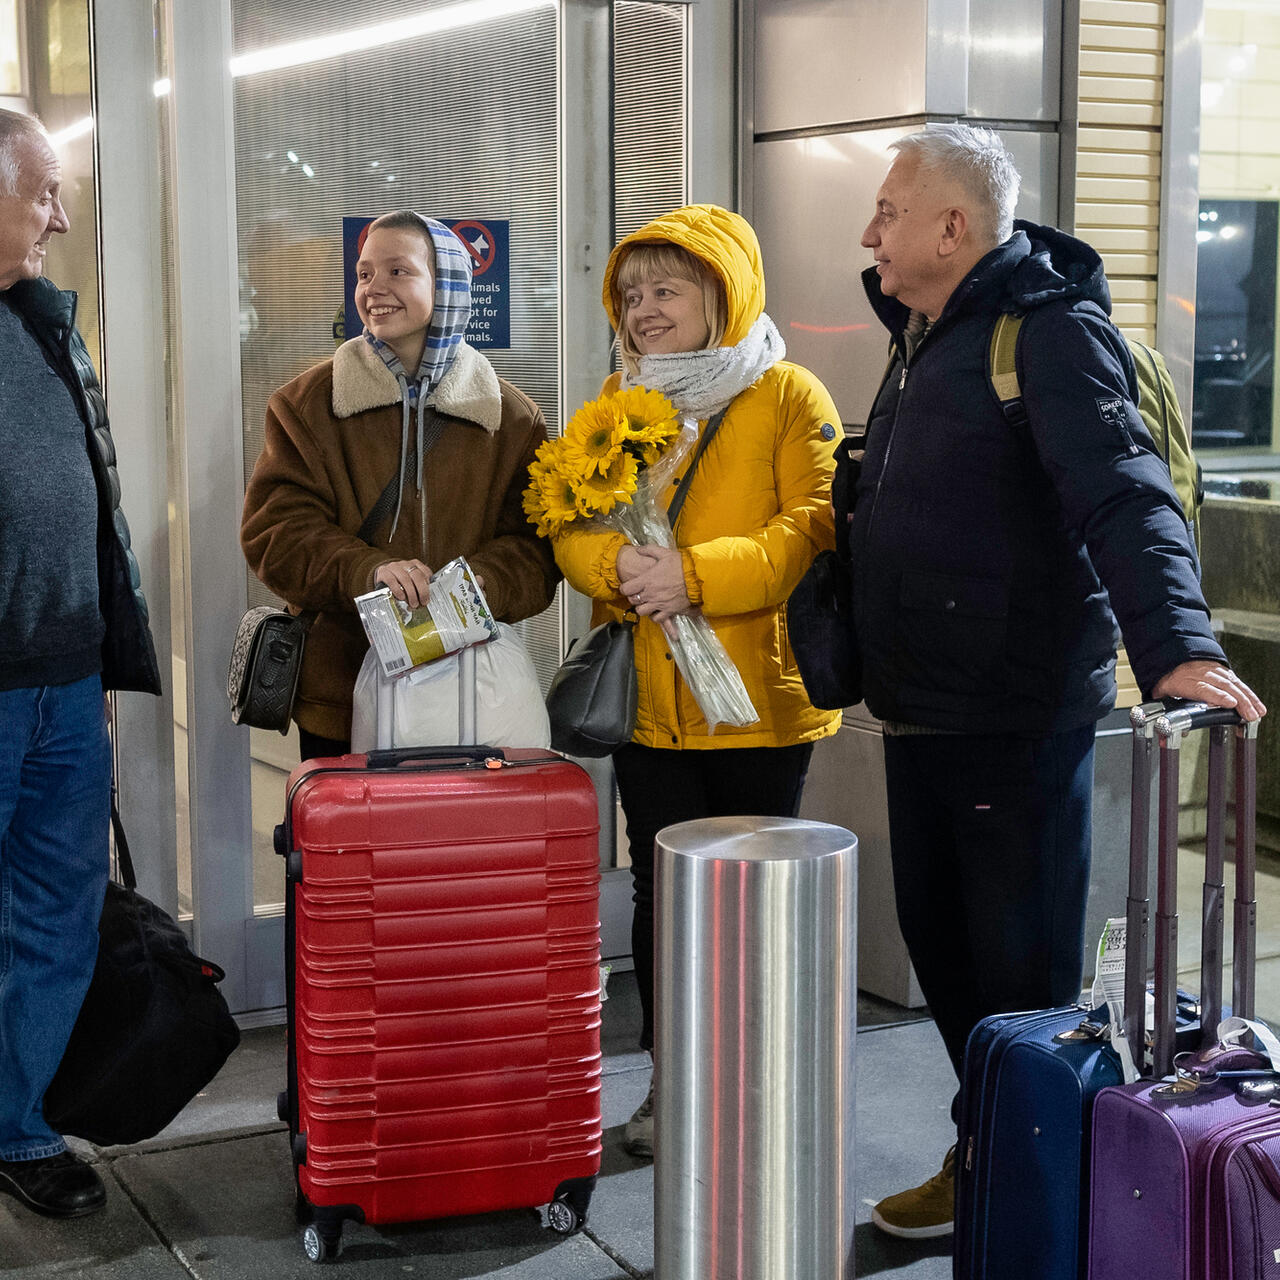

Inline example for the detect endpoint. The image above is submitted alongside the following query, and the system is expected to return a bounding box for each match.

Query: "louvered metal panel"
[1075,0,1164,341]
[1108,277,1158,303]
[1082,0,1163,25]
[1076,175,1160,202]
[1085,23,1163,53]
[1076,200,1159,227]
[613,1,688,242]
[1079,50,1163,78]
[1078,100,1162,126]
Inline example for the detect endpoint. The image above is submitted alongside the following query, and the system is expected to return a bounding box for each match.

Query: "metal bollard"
[653,815,858,1280]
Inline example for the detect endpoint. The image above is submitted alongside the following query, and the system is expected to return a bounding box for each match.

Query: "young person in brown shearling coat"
[240,212,558,755]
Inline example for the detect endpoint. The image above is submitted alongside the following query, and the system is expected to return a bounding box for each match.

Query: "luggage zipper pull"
[965,1136,974,1171]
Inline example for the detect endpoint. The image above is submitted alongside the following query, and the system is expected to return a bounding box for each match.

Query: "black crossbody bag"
[228,474,401,732]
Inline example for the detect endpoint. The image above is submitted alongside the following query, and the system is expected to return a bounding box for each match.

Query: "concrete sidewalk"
[0,979,956,1278]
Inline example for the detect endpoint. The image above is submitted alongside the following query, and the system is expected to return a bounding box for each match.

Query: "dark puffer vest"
[5,277,161,695]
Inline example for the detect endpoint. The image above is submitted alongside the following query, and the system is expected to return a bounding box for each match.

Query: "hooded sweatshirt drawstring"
[365,214,475,541]
[387,378,449,541]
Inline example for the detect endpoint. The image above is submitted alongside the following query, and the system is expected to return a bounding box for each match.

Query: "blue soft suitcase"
[954,703,1219,1280]
[954,1002,1123,1279]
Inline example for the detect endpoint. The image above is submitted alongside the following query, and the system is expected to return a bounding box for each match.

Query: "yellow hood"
[602,204,765,349]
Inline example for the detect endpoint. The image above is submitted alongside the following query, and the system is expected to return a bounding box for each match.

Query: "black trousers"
[882,725,1096,1103]
[611,741,815,1052]
[298,728,350,761]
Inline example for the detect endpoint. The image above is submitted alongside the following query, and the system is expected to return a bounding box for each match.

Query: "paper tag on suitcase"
[1092,917,1140,1082]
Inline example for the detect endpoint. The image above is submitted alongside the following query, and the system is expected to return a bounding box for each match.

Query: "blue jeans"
[0,676,111,1160]
[882,725,1096,1090]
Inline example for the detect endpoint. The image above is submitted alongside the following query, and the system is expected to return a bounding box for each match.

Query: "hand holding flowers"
[524,386,758,732]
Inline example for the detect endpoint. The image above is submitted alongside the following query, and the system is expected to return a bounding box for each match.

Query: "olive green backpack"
[988,313,1203,557]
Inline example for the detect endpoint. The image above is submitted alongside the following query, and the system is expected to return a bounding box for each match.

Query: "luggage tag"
[1089,916,1142,1083]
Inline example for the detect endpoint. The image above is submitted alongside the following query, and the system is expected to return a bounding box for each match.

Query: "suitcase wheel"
[276,1090,290,1123]
[547,1175,595,1235]
[302,1223,342,1263]
[547,1197,582,1235]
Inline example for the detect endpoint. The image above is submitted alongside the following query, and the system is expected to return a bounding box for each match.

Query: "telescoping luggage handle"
[372,642,479,754]
[1125,700,1260,1080]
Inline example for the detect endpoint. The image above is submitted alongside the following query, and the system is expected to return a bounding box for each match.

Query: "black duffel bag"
[42,802,240,1146]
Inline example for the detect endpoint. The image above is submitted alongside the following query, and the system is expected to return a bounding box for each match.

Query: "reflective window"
[1193,200,1277,450]
[1197,5,1280,457]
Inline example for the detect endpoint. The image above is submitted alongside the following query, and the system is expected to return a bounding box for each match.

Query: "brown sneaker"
[870,1145,956,1239]
[622,1080,654,1159]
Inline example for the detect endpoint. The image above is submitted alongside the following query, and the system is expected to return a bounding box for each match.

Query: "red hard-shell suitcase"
[278,698,603,1261]
[1087,704,1276,1280]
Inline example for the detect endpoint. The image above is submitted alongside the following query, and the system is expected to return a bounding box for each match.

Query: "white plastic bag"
[351,623,551,751]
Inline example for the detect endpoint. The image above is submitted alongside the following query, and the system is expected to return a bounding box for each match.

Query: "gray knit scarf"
[621,313,785,418]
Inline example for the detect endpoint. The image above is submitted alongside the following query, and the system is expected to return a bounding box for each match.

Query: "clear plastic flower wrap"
[524,387,758,733]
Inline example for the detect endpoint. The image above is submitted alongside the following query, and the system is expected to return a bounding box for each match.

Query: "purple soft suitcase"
[1087,704,1272,1280]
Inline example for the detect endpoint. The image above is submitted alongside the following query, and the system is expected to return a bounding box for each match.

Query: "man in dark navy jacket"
[0,108,160,1220]
[853,122,1265,1240]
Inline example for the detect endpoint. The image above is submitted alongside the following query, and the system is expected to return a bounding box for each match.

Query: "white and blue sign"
[340,216,511,350]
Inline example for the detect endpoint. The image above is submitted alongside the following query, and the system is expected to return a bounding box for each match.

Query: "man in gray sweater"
[0,108,160,1219]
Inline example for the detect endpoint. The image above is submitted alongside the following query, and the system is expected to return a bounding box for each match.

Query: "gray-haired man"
[847,122,1264,1238]
[0,108,160,1218]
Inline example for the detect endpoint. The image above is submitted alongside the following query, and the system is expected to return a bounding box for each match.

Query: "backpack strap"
[1129,340,1171,465]
[989,312,1028,424]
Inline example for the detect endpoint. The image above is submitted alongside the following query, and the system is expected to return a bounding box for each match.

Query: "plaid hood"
[364,213,473,399]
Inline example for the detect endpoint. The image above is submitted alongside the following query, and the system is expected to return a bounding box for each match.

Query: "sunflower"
[574,448,639,518]
[614,385,681,464]
[560,395,627,479]
[523,453,579,537]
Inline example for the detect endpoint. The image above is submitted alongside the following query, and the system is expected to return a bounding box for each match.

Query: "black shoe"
[0,1151,106,1218]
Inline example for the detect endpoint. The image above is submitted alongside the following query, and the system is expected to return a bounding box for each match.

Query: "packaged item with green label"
[355,557,497,678]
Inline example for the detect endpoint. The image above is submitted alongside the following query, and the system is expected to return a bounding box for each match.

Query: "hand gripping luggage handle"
[1141,700,1258,1078]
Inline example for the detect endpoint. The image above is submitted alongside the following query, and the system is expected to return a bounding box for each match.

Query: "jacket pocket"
[894,570,1009,705]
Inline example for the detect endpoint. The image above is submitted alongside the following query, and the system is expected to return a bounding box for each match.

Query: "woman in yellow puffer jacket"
[552,204,842,1157]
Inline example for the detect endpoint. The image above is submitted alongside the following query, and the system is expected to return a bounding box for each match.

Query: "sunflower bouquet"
[524,386,758,732]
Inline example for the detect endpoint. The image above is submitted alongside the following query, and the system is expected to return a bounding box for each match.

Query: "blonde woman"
[552,205,842,1157]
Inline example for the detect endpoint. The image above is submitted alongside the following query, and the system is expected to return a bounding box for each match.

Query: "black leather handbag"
[227,606,309,733]
[786,429,864,710]
[787,550,861,710]
[43,803,240,1146]
[229,472,402,733]
[544,410,728,757]
[545,619,638,757]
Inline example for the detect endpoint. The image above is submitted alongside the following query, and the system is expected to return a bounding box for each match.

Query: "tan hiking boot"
[622,1079,654,1159]
[870,1145,957,1239]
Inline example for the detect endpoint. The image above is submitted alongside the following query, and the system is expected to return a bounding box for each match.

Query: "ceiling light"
[48,116,95,147]
[230,0,550,78]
